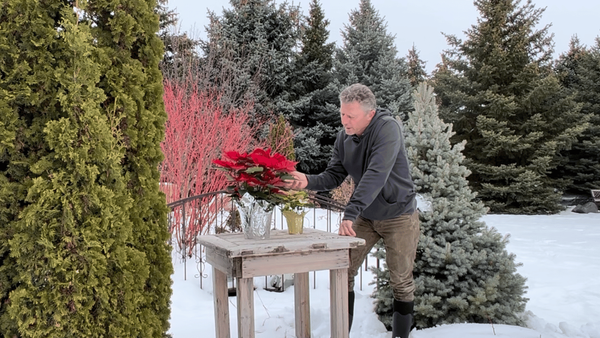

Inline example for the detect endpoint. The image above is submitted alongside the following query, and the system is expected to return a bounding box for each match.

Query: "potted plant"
[213,148,297,239]
[280,190,313,235]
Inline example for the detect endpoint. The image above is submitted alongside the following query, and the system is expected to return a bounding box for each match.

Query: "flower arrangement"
[212,148,298,209]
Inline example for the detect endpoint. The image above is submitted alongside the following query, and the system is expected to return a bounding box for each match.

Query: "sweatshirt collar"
[351,108,391,142]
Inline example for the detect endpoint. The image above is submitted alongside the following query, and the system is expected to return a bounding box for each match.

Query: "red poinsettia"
[213,148,298,206]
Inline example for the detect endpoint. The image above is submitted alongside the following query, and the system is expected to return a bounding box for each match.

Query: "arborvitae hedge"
[88,0,173,335]
[0,1,172,337]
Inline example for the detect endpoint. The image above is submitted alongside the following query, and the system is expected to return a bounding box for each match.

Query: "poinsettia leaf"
[245,166,264,174]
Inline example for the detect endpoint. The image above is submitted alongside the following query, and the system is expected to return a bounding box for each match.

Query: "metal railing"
[167,191,371,291]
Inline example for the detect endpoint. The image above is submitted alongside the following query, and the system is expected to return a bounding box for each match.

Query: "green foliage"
[202,0,301,119]
[334,0,412,119]
[407,45,428,88]
[281,0,340,174]
[280,190,313,211]
[553,37,600,193]
[432,0,587,214]
[157,0,201,83]
[0,0,172,336]
[371,83,528,330]
[268,114,296,161]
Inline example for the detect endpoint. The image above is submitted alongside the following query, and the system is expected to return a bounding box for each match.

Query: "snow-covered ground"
[168,207,600,338]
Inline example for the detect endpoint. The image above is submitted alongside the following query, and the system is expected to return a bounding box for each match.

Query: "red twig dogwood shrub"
[160,80,262,254]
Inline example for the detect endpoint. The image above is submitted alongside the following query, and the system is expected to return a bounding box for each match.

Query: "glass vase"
[282,209,308,235]
[236,194,273,240]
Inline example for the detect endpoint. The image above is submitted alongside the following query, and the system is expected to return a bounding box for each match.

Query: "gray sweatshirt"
[306,108,416,221]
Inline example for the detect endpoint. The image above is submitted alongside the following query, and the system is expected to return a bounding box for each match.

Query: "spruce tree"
[0,1,172,336]
[371,83,528,329]
[432,0,587,214]
[407,45,429,88]
[157,0,202,83]
[201,0,301,119]
[554,37,600,193]
[335,0,412,118]
[285,0,340,173]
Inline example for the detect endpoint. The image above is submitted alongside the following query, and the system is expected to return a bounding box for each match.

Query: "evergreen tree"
[285,0,340,173]
[0,1,172,336]
[407,45,429,88]
[432,0,587,214]
[554,37,600,193]
[157,0,202,83]
[335,0,412,119]
[371,83,528,330]
[269,114,296,160]
[201,0,301,119]
[91,0,174,335]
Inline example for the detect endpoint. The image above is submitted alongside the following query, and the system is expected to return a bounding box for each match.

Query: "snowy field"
[168,207,600,338]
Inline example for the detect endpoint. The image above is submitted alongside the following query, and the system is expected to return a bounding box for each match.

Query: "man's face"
[340,101,375,136]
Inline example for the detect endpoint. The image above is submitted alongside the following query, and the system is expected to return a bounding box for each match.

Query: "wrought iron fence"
[166,191,372,291]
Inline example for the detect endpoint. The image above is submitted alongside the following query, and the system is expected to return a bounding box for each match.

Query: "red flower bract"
[212,147,298,206]
[212,159,248,171]
[224,150,248,161]
[251,149,297,172]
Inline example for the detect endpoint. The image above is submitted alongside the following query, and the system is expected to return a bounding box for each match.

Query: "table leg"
[212,267,230,338]
[294,272,311,338]
[330,268,349,338]
[236,277,255,338]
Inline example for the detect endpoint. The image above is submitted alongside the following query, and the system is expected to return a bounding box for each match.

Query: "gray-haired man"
[287,83,420,338]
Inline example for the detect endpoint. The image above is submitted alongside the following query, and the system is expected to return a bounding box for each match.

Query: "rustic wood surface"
[202,228,362,338]
[197,228,365,257]
[212,268,230,338]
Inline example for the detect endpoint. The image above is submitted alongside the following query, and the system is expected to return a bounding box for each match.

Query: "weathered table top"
[197,228,365,257]
[201,227,361,338]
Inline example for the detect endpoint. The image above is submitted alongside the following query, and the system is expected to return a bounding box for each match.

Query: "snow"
[168,207,600,338]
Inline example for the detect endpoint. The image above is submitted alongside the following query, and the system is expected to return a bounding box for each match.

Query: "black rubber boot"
[348,291,355,332]
[391,299,413,338]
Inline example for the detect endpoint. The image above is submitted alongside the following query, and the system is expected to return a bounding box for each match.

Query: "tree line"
[161,0,600,215]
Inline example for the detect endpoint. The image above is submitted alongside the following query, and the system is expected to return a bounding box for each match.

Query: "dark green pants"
[348,211,420,301]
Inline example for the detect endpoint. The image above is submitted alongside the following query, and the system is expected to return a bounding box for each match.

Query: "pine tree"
[371,83,528,330]
[432,0,587,214]
[157,0,201,83]
[285,0,340,173]
[201,0,301,120]
[407,45,428,88]
[335,0,412,118]
[0,1,172,336]
[554,37,600,193]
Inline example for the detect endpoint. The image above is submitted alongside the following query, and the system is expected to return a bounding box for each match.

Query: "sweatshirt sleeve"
[306,133,348,191]
[342,120,402,222]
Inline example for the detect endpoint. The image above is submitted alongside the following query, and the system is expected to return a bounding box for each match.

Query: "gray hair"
[339,83,377,112]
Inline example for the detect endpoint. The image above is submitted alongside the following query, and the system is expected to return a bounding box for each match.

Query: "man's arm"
[305,134,348,191]
[285,133,347,191]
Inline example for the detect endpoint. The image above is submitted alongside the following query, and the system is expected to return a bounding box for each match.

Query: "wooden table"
[198,228,365,338]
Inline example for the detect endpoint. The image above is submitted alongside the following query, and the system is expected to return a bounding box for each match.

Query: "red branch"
[160,80,264,254]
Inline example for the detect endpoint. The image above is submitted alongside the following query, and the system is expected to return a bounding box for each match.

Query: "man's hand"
[284,171,308,190]
[339,219,356,237]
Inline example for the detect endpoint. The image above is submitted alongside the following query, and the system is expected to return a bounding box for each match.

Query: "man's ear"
[368,109,376,119]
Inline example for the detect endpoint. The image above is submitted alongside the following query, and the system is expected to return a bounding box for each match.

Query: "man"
[287,83,420,338]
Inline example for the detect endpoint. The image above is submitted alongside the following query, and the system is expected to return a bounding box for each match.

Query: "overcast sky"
[166,0,600,73]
